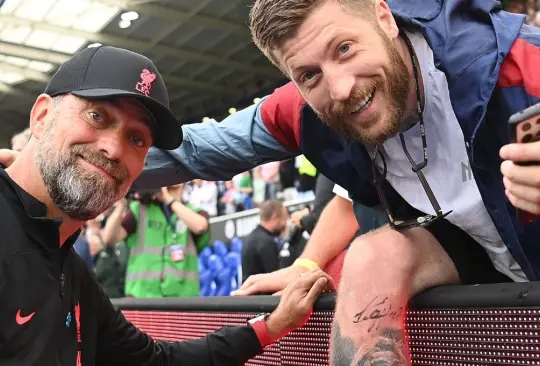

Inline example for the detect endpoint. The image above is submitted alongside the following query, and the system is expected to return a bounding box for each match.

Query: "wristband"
[248,313,272,348]
[293,258,319,271]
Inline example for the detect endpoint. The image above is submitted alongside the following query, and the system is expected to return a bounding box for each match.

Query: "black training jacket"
[0,169,262,365]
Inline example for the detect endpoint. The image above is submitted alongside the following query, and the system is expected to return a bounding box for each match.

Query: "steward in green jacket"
[101,184,210,297]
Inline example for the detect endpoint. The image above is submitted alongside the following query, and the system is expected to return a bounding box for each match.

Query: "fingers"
[501,160,540,187]
[500,141,540,162]
[304,277,328,304]
[231,285,255,296]
[501,161,540,214]
[231,287,258,296]
[504,176,540,203]
[506,189,540,215]
[325,276,337,292]
[231,275,262,296]
[293,269,334,292]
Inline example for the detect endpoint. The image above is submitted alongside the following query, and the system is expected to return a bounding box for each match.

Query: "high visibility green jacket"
[125,201,209,297]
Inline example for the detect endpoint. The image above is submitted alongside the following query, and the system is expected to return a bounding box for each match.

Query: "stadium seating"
[200,239,244,296]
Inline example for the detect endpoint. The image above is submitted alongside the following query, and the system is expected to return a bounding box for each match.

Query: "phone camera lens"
[522,122,532,131]
[523,134,533,143]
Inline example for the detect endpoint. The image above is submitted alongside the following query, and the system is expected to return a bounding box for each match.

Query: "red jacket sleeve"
[260,82,306,153]
[498,38,540,99]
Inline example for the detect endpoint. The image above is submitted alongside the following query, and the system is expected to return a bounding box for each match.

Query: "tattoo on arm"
[352,296,404,333]
[332,320,408,366]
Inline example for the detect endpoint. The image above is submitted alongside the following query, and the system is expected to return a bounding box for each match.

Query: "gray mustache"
[71,145,129,182]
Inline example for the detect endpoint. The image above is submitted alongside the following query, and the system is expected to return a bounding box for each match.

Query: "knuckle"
[534,193,540,206]
[504,161,516,175]
[508,194,518,206]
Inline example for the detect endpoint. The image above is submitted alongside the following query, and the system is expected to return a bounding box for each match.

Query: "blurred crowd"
[184,156,318,217]
[505,0,540,25]
[9,128,324,299]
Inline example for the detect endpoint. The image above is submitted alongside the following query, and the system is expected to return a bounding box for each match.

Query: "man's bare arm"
[101,200,128,245]
[300,195,359,268]
[232,195,358,296]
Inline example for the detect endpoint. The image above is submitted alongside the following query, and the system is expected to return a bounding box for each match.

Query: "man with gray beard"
[0,45,334,365]
[35,117,129,221]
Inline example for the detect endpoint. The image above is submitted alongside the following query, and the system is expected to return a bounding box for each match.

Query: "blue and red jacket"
[138,0,540,280]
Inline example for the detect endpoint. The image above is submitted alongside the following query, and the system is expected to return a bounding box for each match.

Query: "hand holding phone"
[508,103,540,159]
[501,103,540,224]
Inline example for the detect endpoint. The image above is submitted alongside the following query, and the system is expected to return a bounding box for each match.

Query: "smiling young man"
[126,0,540,363]
[0,45,334,365]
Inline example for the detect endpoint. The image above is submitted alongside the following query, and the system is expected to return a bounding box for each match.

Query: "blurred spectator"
[73,227,94,270]
[85,215,105,256]
[94,238,129,299]
[252,166,266,205]
[279,158,297,189]
[233,171,253,195]
[220,180,238,214]
[504,0,539,25]
[525,0,537,25]
[101,185,210,298]
[189,179,218,217]
[232,171,254,210]
[10,128,31,152]
[261,161,280,200]
[290,174,335,234]
[242,200,289,282]
[277,174,337,269]
[84,212,129,299]
[505,0,525,14]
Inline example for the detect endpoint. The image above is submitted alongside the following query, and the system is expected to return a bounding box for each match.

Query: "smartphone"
[508,102,540,225]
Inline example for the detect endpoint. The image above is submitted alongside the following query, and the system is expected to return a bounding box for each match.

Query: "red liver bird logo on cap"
[136,69,156,96]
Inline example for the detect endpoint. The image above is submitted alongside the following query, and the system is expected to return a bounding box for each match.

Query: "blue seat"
[231,238,243,254]
[226,252,241,292]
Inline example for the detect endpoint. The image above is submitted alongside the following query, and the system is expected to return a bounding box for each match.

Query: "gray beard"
[35,143,119,221]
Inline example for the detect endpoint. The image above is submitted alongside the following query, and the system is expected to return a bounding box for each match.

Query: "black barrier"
[113,282,540,365]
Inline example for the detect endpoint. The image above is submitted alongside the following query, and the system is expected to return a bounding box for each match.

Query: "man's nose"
[95,129,127,161]
[325,71,355,102]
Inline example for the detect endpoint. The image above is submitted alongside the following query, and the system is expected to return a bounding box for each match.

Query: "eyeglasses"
[370,30,451,232]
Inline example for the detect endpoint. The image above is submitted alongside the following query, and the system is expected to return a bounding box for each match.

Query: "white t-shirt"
[189,182,218,217]
[333,31,526,282]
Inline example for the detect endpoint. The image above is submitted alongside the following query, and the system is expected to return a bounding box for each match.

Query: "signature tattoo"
[331,321,408,366]
[353,296,404,332]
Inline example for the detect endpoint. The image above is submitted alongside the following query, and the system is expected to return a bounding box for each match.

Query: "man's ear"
[29,94,54,140]
[375,0,399,40]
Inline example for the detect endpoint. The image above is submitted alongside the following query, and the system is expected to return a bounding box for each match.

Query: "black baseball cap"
[44,46,182,149]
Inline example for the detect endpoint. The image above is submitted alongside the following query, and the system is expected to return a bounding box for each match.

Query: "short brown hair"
[249,0,376,70]
[260,200,285,221]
